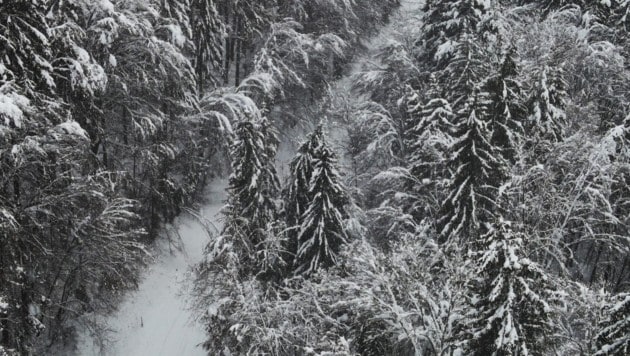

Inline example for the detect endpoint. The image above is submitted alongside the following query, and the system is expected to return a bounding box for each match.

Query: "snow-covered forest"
[1,0,630,355]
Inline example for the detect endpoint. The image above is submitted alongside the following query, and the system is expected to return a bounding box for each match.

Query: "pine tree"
[466,219,556,356]
[594,292,630,356]
[407,76,454,173]
[284,126,350,275]
[283,126,323,258]
[405,77,454,220]
[190,0,224,92]
[484,48,526,164]
[438,89,505,243]
[222,119,280,275]
[527,65,567,145]
[433,35,509,243]
[441,35,491,109]
[420,0,496,67]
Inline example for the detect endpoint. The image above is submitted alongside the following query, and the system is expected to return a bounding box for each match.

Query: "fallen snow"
[0,90,30,128]
[55,121,89,140]
[166,24,187,48]
[75,179,227,356]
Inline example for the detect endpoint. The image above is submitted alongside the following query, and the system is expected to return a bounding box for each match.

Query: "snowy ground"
[72,1,423,355]
[74,180,227,356]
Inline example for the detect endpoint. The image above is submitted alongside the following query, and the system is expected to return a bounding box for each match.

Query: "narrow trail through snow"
[75,180,226,356]
[74,1,422,355]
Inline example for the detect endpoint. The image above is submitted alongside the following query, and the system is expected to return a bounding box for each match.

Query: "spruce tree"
[438,89,505,242]
[420,0,495,68]
[433,35,507,243]
[283,126,322,261]
[190,0,225,92]
[405,76,454,220]
[485,48,526,164]
[284,126,350,275]
[222,119,279,275]
[527,66,567,145]
[406,75,454,177]
[594,292,630,356]
[466,219,556,356]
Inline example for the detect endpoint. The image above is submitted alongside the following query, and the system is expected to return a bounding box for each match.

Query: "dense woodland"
[1,0,630,355]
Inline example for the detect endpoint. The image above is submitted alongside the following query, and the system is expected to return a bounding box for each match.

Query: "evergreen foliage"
[527,65,568,145]
[405,77,454,220]
[191,0,225,92]
[438,88,506,242]
[594,292,630,356]
[285,126,350,275]
[5,0,630,354]
[420,0,495,67]
[221,119,279,275]
[485,48,526,164]
[466,219,557,355]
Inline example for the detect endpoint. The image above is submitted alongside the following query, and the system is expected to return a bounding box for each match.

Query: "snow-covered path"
[75,180,227,356]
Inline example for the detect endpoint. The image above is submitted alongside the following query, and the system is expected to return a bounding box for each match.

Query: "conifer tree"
[191,0,225,92]
[442,35,490,108]
[406,75,454,178]
[438,89,505,242]
[405,77,454,220]
[284,126,350,275]
[527,65,567,145]
[0,0,54,94]
[433,35,508,243]
[466,219,556,356]
[420,0,495,67]
[222,119,280,275]
[594,292,630,356]
[485,48,526,164]
[283,126,322,258]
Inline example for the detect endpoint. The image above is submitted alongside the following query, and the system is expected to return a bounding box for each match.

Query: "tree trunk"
[235,16,242,86]
[223,6,232,84]
[589,243,603,285]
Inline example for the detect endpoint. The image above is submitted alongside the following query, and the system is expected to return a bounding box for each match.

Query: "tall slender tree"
[465,219,557,355]
[222,119,280,275]
[405,76,454,221]
[284,126,350,275]
[485,48,526,164]
[283,126,323,261]
[437,37,510,243]
[191,0,225,92]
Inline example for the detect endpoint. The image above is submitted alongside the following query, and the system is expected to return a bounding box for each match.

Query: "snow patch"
[0,297,8,310]
[434,40,458,62]
[0,90,30,128]
[109,54,117,68]
[55,121,89,139]
[99,0,115,14]
[166,24,186,47]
